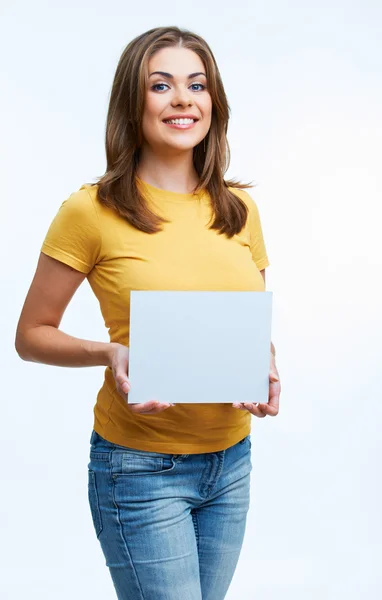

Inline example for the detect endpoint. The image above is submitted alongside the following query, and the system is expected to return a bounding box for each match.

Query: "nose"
[171,84,193,107]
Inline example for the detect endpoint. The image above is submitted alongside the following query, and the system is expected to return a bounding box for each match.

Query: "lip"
[162,114,199,121]
[163,120,198,130]
[162,115,199,130]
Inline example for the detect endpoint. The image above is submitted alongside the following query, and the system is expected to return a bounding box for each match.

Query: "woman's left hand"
[232,354,280,418]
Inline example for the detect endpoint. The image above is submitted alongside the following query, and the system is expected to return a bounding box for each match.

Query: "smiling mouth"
[162,119,198,129]
[163,118,198,122]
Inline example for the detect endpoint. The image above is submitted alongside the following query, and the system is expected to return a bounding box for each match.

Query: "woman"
[15,26,280,600]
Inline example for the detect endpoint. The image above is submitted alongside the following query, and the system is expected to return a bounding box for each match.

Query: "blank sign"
[127,291,273,405]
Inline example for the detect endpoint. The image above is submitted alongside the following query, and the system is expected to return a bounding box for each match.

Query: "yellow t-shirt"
[41,178,270,453]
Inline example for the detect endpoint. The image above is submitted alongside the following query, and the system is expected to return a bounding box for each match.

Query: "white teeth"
[164,118,195,125]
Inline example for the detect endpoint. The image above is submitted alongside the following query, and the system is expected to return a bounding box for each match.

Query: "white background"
[2,1,381,598]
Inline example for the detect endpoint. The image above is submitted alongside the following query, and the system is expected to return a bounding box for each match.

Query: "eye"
[150,82,207,92]
[151,83,169,92]
[190,83,206,91]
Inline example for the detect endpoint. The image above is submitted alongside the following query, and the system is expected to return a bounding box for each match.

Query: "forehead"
[148,47,205,76]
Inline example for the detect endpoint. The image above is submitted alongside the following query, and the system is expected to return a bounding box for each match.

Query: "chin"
[164,141,197,152]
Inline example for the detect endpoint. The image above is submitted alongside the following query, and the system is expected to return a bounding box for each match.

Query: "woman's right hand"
[110,343,174,415]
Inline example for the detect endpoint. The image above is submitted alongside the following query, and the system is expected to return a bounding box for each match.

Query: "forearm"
[15,325,117,368]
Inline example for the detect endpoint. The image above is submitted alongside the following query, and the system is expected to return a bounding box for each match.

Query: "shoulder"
[44,184,102,244]
[64,183,98,213]
[55,183,109,228]
[52,183,96,218]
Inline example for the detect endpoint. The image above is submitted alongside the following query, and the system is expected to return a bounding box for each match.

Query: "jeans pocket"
[116,454,176,477]
[239,434,251,446]
[88,469,103,538]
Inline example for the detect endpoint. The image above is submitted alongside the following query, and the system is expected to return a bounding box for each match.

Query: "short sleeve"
[244,191,270,270]
[41,187,102,274]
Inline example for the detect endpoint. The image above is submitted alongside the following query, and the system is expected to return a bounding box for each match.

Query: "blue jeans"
[87,429,252,600]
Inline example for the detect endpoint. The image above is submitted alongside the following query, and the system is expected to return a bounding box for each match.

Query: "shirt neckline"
[136,176,207,203]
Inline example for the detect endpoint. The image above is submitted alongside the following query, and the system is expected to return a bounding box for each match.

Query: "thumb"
[269,371,279,382]
[115,372,131,393]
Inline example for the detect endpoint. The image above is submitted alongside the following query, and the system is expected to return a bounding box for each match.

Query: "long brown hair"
[90,26,255,237]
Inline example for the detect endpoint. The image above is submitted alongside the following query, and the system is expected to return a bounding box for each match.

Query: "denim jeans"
[87,429,252,600]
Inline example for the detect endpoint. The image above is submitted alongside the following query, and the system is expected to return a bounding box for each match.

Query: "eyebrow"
[148,71,207,79]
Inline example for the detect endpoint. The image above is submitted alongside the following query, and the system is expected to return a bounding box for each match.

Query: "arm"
[15,252,116,367]
[15,253,174,416]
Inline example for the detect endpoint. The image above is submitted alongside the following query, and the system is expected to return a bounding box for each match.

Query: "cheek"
[201,96,213,121]
[141,98,163,138]
[144,93,166,119]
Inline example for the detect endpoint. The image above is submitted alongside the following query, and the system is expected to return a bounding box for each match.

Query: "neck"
[136,144,199,194]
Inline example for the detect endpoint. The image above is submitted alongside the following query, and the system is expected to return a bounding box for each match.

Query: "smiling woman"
[137,46,213,185]
[15,24,280,600]
[149,69,208,128]
[89,27,258,236]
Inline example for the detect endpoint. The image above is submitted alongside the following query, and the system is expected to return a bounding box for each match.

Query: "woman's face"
[141,46,212,153]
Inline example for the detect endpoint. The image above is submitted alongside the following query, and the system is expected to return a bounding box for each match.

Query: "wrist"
[105,342,119,368]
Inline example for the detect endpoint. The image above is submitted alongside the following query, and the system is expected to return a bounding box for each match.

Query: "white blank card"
[127,290,273,405]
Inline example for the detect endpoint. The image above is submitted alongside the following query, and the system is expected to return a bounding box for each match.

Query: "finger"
[232,402,264,416]
[269,370,279,382]
[258,402,278,416]
[266,383,281,416]
[241,402,267,418]
[115,373,131,394]
[128,400,174,414]
[116,385,128,403]
[121,381,131,394]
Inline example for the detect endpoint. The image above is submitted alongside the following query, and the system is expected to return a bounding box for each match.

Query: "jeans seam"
[111,448,146,600]
[88,469,103,538]
[191,510,200,554]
